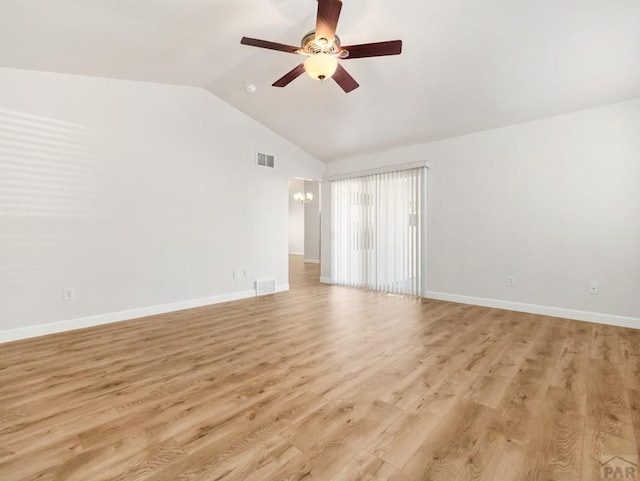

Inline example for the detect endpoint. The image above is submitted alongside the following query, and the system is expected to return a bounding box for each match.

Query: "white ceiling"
[1,0,639,161]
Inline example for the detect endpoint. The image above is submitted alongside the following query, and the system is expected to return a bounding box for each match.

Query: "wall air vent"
[256,152,275,168]
[256,279,276,296]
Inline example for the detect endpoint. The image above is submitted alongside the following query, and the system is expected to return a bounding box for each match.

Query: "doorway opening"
[288,178,321,289]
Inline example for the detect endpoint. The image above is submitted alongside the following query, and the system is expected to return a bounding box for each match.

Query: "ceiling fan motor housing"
[301,30,341,55]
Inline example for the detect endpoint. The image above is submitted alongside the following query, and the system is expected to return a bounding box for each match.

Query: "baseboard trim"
[1,285,290,344]
[7,286,634,344]
[289,252,304,256]
[304,259,320,264]
[426,291,640,330]
[320,277,333,284]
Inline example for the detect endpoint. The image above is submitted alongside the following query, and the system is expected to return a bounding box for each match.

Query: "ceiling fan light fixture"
[240,0,402,92]
[303,53,338,81]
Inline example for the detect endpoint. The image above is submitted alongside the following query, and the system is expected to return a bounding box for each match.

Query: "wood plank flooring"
[1,255,639,480]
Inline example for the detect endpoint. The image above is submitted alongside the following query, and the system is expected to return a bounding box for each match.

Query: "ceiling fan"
[240,0,402,93]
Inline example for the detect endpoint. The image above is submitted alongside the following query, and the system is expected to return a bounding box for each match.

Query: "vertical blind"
[331,167,424,296]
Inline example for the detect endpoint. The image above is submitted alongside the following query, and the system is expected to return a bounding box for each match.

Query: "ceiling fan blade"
[241,37,300,54]
[332,64,359,93]
[342,40,403,59]
[273,64,306,87]
[316,0,342,41]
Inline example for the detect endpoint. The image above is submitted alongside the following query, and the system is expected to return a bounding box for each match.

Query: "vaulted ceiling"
[1,0,639,161]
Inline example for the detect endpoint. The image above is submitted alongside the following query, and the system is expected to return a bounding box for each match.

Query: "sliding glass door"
[331,167,425,296]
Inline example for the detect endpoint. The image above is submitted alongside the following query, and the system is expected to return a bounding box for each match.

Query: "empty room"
[1,0,639,480]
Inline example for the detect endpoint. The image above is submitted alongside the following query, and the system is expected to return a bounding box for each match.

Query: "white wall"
[325,98,640,326]
[288,178,305,255]
[303,180,320,264]
[0,67,324,341]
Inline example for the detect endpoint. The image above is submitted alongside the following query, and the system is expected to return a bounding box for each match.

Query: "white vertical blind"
[331,167,424,296]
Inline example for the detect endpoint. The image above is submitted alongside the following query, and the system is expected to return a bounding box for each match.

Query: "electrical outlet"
[243,268,249,278]
[507,275,516,287]
[589,281,600,294]
[63,288,75,301]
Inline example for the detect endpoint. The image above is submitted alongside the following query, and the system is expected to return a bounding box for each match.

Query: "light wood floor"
[1,255,639,480]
